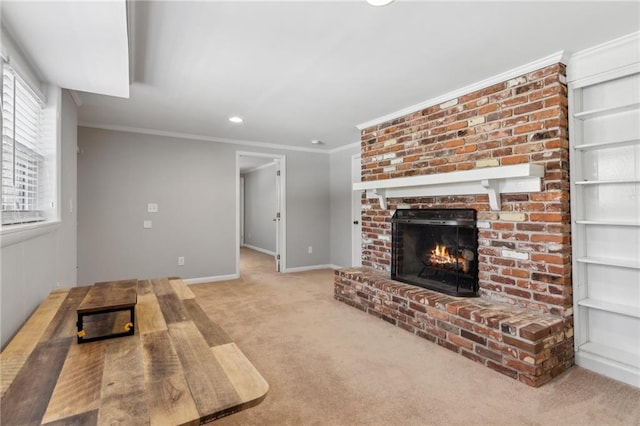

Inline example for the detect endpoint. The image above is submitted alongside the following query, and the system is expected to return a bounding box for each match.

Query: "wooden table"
[1,278,268,425]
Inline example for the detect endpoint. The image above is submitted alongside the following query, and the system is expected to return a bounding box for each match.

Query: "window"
[1,61,47,226]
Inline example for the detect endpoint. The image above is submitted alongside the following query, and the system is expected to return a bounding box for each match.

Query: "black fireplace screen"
[391,209,479,297]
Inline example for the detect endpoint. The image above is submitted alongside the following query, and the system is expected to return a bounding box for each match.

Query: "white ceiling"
[2,1,639,151]
[1,0,129,98]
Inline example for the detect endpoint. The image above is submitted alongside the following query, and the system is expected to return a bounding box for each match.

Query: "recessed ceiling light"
[229,116,243,123]
[311,139,323,145]
[366,0,395,6]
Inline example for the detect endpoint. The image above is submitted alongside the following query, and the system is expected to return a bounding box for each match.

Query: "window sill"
[1,220,61,248]
[2,210,46,226]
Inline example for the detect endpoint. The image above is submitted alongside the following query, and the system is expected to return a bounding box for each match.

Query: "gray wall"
[77,128,237,283]
[285,150,330,269]
[1,90,78,348]
[330,145,360,268]
[77,127,331,283]
[243,163,277,253]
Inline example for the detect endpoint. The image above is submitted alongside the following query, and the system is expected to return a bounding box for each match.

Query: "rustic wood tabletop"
[1,278,268,425]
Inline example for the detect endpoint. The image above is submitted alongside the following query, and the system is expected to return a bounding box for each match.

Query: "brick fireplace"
[335,63,574,387]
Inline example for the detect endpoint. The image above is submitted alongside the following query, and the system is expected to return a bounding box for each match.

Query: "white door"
[352,154,362,267]
[274,159,282,272]
[239,176,245,246]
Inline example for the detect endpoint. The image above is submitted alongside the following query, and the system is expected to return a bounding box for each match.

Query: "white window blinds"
[1,61,46,225]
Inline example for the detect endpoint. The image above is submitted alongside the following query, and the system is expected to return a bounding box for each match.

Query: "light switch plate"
[147,203,159,213]
[143,220,152,229]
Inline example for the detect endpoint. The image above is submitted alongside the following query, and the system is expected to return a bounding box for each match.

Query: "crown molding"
[569,31,639,64]
[78,122,331,154]
[356,50,567,131]
[567,31,640,86]
[327,141,360,155]
[68,90,83,107]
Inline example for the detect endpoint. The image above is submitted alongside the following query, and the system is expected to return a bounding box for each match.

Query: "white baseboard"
[284,264,335,273]
[242,244,276,256]
[183,274,239,285]
[576,351,640,389]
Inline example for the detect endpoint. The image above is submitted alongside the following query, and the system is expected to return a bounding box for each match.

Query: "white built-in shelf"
[579,341,640,368]
[575,220,640,227]
[575,178,640,185]
[574,138,640,151]
[577,256,640,270]
[573,102,640,120]
[570,54,640,388]
[578,298,640,319]
[353,164,544,211]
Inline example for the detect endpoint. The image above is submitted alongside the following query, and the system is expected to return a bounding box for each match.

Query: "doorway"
[236,152,286,275]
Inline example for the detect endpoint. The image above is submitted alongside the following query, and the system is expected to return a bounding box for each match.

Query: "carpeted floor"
[191,248,640,426]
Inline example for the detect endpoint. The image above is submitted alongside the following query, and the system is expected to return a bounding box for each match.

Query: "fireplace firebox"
[391,209,479,297]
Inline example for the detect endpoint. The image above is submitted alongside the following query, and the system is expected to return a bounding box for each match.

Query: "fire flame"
[429,243,468,273]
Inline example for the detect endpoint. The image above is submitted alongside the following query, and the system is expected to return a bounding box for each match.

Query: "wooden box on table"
[76,279,137,343]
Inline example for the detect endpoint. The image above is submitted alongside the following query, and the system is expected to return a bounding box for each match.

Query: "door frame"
[236,151,287,275]
[351,153,362,267]
[239,176,245,246]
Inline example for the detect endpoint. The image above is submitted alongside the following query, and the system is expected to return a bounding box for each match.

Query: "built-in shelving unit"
[569,56,640,388]
[575,138,640,151]
[576,256,640,270]
[572,101,640,120]
[575,178,640,185]
[577,298,640,319]
[574,220,639,227]
[579,342,640,372]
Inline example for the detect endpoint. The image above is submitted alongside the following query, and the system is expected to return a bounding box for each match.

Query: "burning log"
[427,243,470,273]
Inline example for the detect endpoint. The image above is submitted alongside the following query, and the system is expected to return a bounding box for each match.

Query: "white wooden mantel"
[353,164,545,211]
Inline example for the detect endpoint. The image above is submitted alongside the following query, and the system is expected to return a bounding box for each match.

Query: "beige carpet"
[191,248,640,426]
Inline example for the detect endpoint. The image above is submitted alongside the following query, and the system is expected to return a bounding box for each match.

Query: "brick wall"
[358,63,571,317]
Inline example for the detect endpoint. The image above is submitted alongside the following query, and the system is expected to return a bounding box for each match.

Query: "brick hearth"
[335,268,573,387]
[334,63,574,387]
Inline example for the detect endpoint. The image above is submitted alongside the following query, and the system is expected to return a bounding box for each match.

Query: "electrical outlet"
[178,256,185,266]
[143,220,152,229]
[308,246,313,254]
